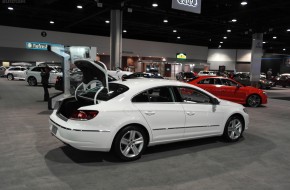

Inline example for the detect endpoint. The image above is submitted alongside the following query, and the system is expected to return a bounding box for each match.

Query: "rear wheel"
[7,74,14,80]
[28,77,37,86]
[113,126,147,161]
[246,94,261,107]
[223,115,244,142]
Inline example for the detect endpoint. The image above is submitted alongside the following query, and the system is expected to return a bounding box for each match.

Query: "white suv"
[4,66,27,80]
[26,66,62,86]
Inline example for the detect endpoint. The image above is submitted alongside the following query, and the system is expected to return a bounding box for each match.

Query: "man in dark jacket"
[41,66,50,101]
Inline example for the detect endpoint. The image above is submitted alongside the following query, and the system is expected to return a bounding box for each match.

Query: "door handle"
[186,112,195,116]
[144,111,155,116]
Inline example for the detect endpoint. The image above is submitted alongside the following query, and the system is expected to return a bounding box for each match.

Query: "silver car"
[4,66,27,80]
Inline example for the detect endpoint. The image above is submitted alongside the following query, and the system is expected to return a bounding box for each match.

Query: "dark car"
[55,71,117,93]
[234,72,273,89]
[272,74,290,87]
[176,72,196,82]
[123,72,163,79]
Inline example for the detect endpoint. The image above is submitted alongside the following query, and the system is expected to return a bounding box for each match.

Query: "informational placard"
[176,53,187,59]
[172,0,201,14]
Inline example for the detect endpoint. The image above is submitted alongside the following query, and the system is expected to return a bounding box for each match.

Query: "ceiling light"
[152,3,158,7]
[163,19,168,23]
[263,42,266,44]
[220,42,223,44]
[232,19,237,22]
[173,30,177,33]
[105,20,110,24]
[8,7,13,10]
[241,1,247,6]
[123,30,127,33]
[227,29,231,33]
[223,36,227,39]
[50,21,54,24]
[287,29,290,32]
[177,36,181,39]
[218,45,222,48]
[97,2,103,7]
[283,48,286,51]
[77,5,83,9]
[273,36,277,39]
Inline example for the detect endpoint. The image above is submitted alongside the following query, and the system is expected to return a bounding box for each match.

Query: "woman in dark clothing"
[41,66,50,101]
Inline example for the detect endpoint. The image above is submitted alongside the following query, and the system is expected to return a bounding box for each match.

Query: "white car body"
[26,66,62,86]
[49,60,249,161]
[4,66,27,80]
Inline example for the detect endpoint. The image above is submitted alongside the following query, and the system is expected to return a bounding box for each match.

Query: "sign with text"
[176,53,187,59]
[172,0,201,14]
[26,42,49,50]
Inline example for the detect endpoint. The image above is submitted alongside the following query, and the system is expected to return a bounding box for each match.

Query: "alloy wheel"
[247,94,261,107]
[227,119,243,140]
[7,74,13,80]
[120,130,144,158]
[28,77,37,86]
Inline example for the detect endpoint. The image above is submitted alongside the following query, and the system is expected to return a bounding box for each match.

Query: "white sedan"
[49,60,249,161]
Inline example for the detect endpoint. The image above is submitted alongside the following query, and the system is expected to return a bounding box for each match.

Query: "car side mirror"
[236,84,241,88]
[211,98,220,105]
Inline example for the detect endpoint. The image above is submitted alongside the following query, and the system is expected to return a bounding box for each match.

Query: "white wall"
[208,49,236,62]
[207,49,236,70]
[237,49,251,62]
[207,49,251,71]
[0,25,208,60]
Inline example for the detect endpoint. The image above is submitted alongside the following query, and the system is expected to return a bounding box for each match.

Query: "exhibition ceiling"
[0,0,289,52]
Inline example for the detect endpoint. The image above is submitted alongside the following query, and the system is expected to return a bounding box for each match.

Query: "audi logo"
[177,0,198,7]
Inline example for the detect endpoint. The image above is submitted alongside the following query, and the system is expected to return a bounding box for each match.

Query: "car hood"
[74,59,109,90]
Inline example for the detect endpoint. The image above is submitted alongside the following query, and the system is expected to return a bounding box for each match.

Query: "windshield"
[77,83,129,102]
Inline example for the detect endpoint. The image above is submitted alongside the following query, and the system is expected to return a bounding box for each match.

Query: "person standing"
[41,66,50,101]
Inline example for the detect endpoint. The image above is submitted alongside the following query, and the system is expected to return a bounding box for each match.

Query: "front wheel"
[113,126,148,161]
[223,115,244,142]
[28,77,37,86]
[7,74,14,80]
[246,94,261,107]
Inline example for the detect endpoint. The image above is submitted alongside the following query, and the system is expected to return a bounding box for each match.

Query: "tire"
[113,126,148,161]
[223,115,244,142]
[7,74,14,80]
[246,94,261,107]
[28,77,37,86]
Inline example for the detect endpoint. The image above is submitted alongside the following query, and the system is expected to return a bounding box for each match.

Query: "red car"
[187,76,267,107]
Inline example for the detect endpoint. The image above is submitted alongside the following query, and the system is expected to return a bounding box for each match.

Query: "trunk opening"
[57,97,93,120]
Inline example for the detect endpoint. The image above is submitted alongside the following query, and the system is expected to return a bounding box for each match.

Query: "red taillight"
[70,110,99,120]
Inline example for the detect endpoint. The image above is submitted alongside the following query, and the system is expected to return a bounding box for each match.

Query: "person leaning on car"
[41,66,50,101]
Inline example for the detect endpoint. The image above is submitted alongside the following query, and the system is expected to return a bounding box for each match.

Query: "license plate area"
[52,125,58,135]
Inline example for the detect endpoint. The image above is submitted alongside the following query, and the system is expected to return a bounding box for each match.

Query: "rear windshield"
[77,83,129,101]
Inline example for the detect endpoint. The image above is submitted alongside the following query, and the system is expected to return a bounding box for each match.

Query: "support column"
[250,33,263,87]
[110,9,122,70]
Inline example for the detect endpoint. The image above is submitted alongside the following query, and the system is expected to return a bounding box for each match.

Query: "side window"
[214,78,222,85]
[32,67,41,72]
[221,79,237,86]
[198,78,214,84]
[177,87,211,104]
[21,68,26,71]
[132,87,174,103]
[14,68,20,71]
[132,91,149,102]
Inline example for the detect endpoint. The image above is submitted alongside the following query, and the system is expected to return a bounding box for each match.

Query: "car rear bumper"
[49,117,112,152]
